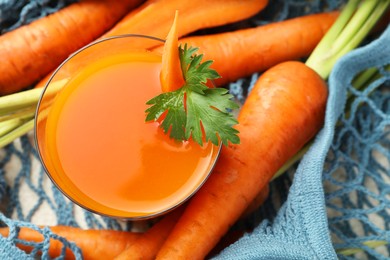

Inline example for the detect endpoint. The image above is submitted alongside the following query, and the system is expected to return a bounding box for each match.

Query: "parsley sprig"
[145,44,240,146]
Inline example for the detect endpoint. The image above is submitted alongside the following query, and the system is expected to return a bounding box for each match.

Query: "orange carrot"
[115,207,184,260]
[104,0,269,46]
[160,11,185,92]
[0,0,143,95]
[156,61,328,259]
[154,12,338,86]
[36,11,336,90]
[208,185,270,257]
[0,225,140,259]
[34,0,269,90]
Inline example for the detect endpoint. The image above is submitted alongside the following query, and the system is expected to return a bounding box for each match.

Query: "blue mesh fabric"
[324,45,390,258]
[0,0,389,259]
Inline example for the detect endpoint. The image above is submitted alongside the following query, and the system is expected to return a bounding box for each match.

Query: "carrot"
[0,0,143,95]
[115,207,184,260]
[155,3,388,257]
[104,0,269,47]
[160,11,185,92]
[33,0,269,90]
[0,225,140,259]
[208,185,270,257]
[156,61,328,259]
[153,12,338,86]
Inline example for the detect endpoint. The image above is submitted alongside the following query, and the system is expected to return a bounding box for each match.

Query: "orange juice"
[39,50,220,219]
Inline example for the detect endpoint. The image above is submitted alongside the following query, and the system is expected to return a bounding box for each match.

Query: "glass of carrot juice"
[35,35,221,220]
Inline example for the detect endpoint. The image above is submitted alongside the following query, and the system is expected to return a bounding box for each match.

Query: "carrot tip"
[160,11,185,92]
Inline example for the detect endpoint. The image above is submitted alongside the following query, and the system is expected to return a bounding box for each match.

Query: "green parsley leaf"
[145,45,240,146]
[186,88,240,146]
[145,89,186,140]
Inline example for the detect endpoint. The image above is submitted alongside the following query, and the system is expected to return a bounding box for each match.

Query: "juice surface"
[44,51,219,218]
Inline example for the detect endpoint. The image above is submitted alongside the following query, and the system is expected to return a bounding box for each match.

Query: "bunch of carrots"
[0,0,332,147]
[0,0,389,259]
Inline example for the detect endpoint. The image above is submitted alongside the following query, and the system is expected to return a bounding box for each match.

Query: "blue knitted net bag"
[0,0,389,259]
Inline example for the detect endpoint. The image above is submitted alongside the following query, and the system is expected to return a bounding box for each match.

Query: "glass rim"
[33,34,222,220]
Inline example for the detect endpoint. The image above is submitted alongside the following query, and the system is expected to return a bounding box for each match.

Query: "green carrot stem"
[353,64,389,91]
[272,142,312,180]
[0,119,25,137]
[351,67,379,90]
[336,240,388,256]
[330,0,378,54]
[344,64,390,118]
[0,106,36,123]
[335,0,390,62]
[0,78,65,115]
[0,119,34,148]
[305,0,359,68]
[0,88,43,115]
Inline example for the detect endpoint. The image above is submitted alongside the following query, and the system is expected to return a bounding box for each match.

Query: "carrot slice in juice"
[160,11,185,92]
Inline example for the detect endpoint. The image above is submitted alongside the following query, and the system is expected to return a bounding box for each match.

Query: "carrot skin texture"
[156,61,328,259]
[0,0,143,95]
[0,225,140,259]
[168,12,338,86]
[115,207,183,260]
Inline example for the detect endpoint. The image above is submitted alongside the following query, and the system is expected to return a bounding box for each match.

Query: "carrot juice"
[37,47,220,219]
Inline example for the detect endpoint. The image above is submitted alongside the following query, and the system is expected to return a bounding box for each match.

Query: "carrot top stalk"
[0,80,64,147]
[305,0,390,78]
[114,207,184,260]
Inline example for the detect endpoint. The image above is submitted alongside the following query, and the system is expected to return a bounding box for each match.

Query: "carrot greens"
[145,44,240,146]
[305,0,390,78]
